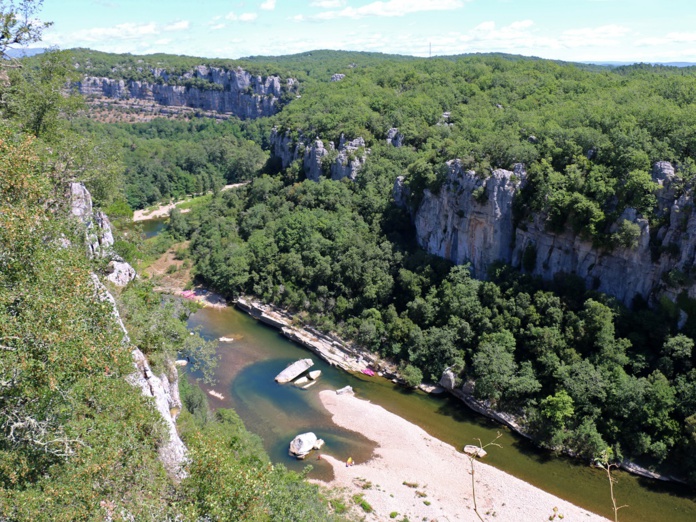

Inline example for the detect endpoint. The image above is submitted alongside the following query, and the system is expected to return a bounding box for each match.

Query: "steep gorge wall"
[79,65,297,119]
[270,128,369,181]
[396,160,696,306]
[72,184,186,477]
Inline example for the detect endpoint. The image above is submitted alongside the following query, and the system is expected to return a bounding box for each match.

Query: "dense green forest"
[272,55,696,247]
[73,118,268,209]
[68,47,420,84]
[58,45,696,483]
[112,53,696,482]
[0,8,342,521]
[6,9,696,518]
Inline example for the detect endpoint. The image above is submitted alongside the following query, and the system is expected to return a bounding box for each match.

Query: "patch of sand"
[133,203,190,222]
[132,183,249,222]
[317,390,608,522]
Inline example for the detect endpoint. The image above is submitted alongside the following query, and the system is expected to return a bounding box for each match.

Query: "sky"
[32,0,696,63]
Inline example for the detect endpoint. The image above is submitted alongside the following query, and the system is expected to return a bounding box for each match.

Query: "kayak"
[361,368,375,377]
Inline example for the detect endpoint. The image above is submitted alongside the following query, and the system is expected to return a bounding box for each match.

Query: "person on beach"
[346,457,353,467]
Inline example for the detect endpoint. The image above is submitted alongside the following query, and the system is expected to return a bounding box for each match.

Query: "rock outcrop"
[269,128,369,181]
[288,432,324,459]
[275,358,314,384]
[128,350,187,477]
[70,182,136,286]
[90,274,187,477]
[78,66,297,120]
[106,260,137,286]
[386,127,404,147]
[396,160,696,306]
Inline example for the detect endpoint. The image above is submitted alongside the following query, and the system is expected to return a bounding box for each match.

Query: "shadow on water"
[187,305,696,522]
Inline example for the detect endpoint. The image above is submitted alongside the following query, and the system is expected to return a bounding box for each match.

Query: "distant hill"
[583,60,696,67]
[5,47,45,59]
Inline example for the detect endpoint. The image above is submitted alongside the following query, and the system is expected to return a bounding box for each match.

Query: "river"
[187,304,696,522]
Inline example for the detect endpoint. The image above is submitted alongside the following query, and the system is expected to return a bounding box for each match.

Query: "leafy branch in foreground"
[0,0,52,60]
[594,448,628,522]
[467,432,503,522]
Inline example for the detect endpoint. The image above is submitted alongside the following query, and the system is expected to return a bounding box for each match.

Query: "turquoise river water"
[187,304,696,522]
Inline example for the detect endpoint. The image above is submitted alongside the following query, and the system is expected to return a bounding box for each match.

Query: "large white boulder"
[275,358,313,384]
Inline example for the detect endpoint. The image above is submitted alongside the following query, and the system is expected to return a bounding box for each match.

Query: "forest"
[4,10,696,517]
[0,15,340,522]
[104,52,696,482]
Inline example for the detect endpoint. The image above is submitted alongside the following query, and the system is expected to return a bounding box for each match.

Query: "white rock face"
[397,160,696,305]
[91,275,187,478]
[407,160,525,279]
[275,358,314,383]
[270,129,369,181]
[106,260,137,287]
[70,182,93,222]
[386,127,404,147]
[128,350,187,478]
[70,182,136,281]
[288,432,324,458]
[330,73,346,82]
[71,183,116,258]
[78,66,295,120]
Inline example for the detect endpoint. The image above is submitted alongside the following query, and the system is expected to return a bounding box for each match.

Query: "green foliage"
[400,363,423,388]
[0,123,175,519]
[0,1,51,58]
[73,118,267,209]
[612,220,641,249]
[541,390,575,427]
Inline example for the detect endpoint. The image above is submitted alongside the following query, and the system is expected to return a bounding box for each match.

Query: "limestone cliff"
[396,160,696,306]
[270,128,368,181]
[79,66,297,119]
[71,182,136,286]
[82,196,187,478]
[92,274,187,478]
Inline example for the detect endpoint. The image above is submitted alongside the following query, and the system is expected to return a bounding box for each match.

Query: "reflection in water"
[187,305,696,522]
[140,218,168,239]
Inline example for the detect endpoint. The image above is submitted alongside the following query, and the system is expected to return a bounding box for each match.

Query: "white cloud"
[164,20,190,31]
[309,0,346,6]
[210,23,226,30]
[313,0,466,20]
[226,12,259,22]
[560,24,629,48]
[260,0,276,10]
[70,22,159,42]
[636,32,696,46]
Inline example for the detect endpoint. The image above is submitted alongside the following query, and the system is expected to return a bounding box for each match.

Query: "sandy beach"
[317,390,608,522]
[133,183,249,222]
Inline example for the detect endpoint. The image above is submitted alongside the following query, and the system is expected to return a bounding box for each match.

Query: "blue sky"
[36,0,696,62]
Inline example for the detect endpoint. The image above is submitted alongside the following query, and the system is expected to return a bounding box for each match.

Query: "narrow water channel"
[139,218,168,239]
[187,305,696,522]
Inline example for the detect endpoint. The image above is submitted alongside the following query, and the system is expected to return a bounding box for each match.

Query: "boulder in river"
[289,432,325,459]
[294,376,310,387]
[308,370,321,380]
[463,445,487,458]
[275,358,314,383]
[336,385,354,395]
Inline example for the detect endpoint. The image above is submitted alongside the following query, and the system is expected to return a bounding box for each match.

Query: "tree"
[400,363,423,388]
[0,1,51,59]
[472,331,516,403]
[594,448,628,522]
